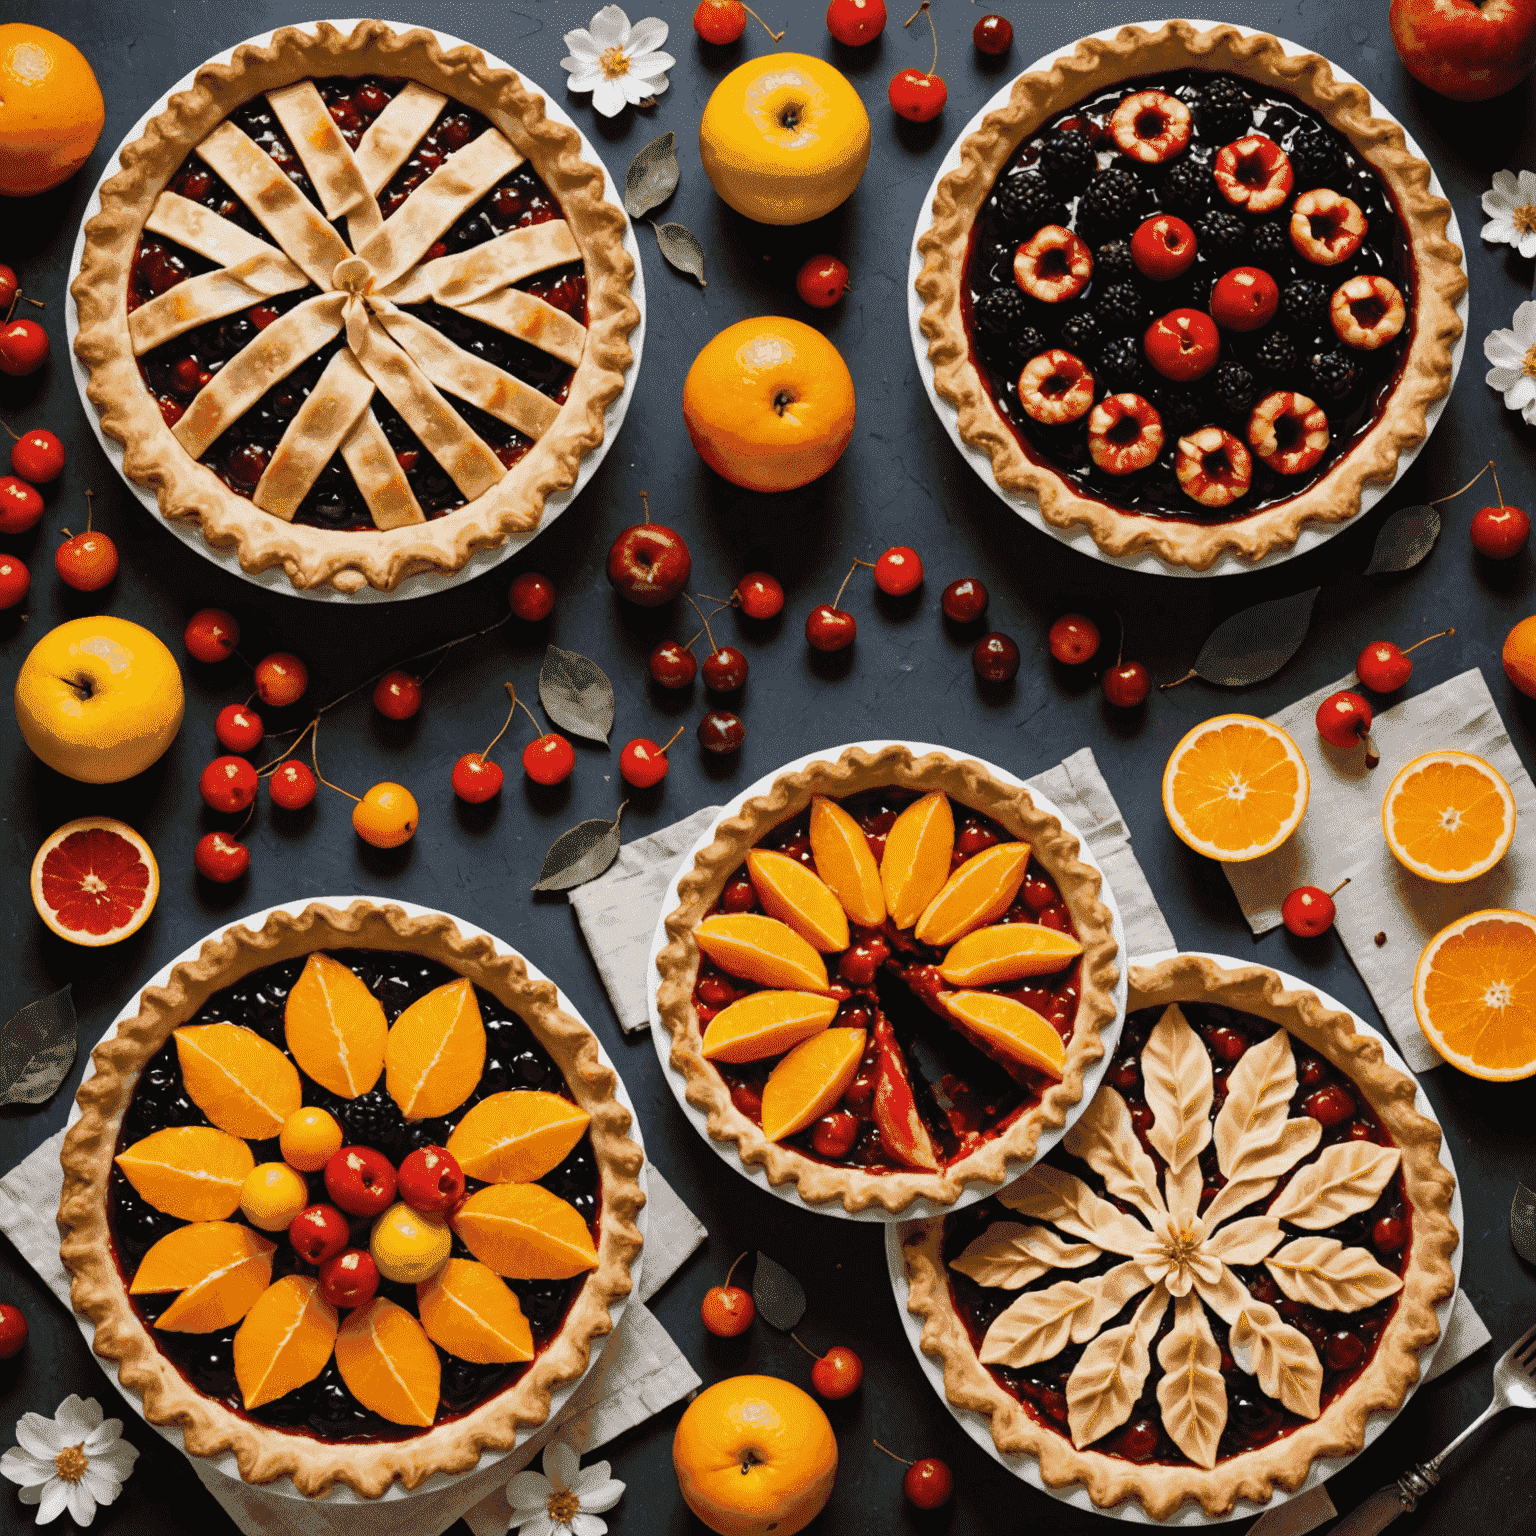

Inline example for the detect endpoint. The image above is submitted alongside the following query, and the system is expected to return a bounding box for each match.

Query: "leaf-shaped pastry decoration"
[949,1222,1099,1289]
[1062,1089,1165,1222]
[624,131,679,218]
[1000,1164,1153,1257]
[1141,1004,1212,1176]
[0,985,76,1107]
[652,220,707,286]
[1155,1292,1227,1469]
[1067,1284,1169,1448]
[384,978,486,1120]
[978,1261,1153,1369]
[1214,1030,1321,1185]
[752,1252,807,1331]
[1202,1270,1323,1420]
[1202,1215,1283,1267]
[1267,1142,1402,1229]
[532,805,626,892]
[1170,588,1319,687]
[1265,1237,1404,1311]
[1200,1175,1285,1233]
[539,646,614,744]
[1364,503,1439,576]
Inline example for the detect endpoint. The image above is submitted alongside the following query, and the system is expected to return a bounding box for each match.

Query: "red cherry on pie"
[1209,266,1280,331]
[318,1247,380,1310]
[397,1146,466,1214]
[1144,309,1220,382]
[289,1203,351,1265]
[324,1146,397,1217]
[1130,214,1197,282]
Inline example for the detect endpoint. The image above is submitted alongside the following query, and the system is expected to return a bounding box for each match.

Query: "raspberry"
[1195,209,1246,261]
[1213,361,1256,418]
[1280,279,1329,335]
[1159,156,1214,215]
[1198,78,1252,142]
[1289,129,1343,191]
[1078,168,1144,236]
[1306,348,1358,403]
[1254,332,1298,377]
[1249,220,1290,262]
[1038,130,1098,194]
[1059,310,1103,357]
[994,171,1068,236]
[1094,281,1144,332]
[1098,335,1144,391]
[1094,239,1136,285]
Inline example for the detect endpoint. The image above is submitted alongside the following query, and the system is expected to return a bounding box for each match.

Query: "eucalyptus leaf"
[1513,1182,1536,1266]
[532,805,626,893]
[1171,587,1319,688]
[652,220,707,287]
[539,646,615,744]
[1364,503,1440,576]
[624,131,679,219]
[753,1252,807,1331]
[0,985,77,1107]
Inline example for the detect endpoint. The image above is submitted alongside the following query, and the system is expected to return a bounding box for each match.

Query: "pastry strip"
[144,192,290,268]
[172,292,347,459]
[353,81,448,196]
[129,254,312,354]
[456,287,586,368]
[265,81,383,248]
[252,348,376,520]
[382,220,581,305]
[340,409,426,529]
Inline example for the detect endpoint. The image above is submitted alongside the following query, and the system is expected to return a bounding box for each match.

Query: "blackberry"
[1213,362,1257,419]
[1305,349,1358,403]
[1155,385,1205,434]
[1094,239,1135,285]
[1038,130,1097,194]
[1078,167,1143,236]
[1198,77,1253,142]
[340,1088,409,1157]
[1280,279,1328,336]
[1059,311,1103,357]
[1159,156,1214,216]
[1094,281,1144,332]
[973,285,1033,340]
[1288,129,1343,190]
[1195,209,1246,262]
[994,171,1068,237]
[1249,221,1289,262]
[1098,336,1143,391]
[1254,332,1298,377]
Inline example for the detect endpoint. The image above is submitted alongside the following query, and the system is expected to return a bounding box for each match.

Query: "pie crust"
[914,20,1467,571]
[57,899,646,1498]
[71,19,639,593]
[655,744,1121,1214]
[901,954,1459,1518]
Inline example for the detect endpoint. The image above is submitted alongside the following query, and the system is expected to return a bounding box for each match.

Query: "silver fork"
[1331,1321,1536,1535]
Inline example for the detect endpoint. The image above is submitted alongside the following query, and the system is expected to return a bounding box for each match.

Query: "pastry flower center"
[1514,203,1536,236]
[1524,343,1536,380]
[54,1445,89,1484]
[599,45,630,78]
[547,1488,582,1522]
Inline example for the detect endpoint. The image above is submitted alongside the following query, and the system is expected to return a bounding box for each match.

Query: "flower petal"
[543,1441,580,1491]
[34,1480,69,1526]
[64,1480,96,1528]
[588,5,631,48]
[564,65,606,92]
[82,1421,123,1457]
[54,1398,99,1441]
[618,74,654,104]
[628,50,676,78]
[625,16,670,53]
[513,1514,556,1536]
[1506,376,1536,410]
[562,29,602,58]
[1486,329,1523,365]
[508,1470,552,1512]
[1483,217,1515,245]
[570,1516,608,1536]
[1521,168,1536,200]
[1491,169,1521,200]
[79,1464,120,1506]
[570,1462,611,1493]
[1514,300,1536,342]
[1520,231,1536,260]
[88,1443,138,1478]
[0,1449,56,1487]
[577,1479,626,1513]
[590,77,629,116]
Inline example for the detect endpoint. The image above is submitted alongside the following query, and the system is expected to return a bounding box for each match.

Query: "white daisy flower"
[1,1395,139,1527]
[507,1440,625,1536]
[1485,299,1536,424]
[1482,169,1536,258]
[561,6,675,118]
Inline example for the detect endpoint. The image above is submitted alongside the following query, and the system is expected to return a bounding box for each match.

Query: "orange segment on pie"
[881,791,956,927]
[385,977,486,1119]
[940,923,1083,986]
[450,1182,600,1279]
[417,1258,534,1364]
[914,841,1030,945]
[694,913,829,992]
[809,794,885,927]
[745,849,851,952]
[131,1221,276,1332]
[334,1297,440,1428]
[115,1125,255,1221]
[284,951,388,1099]
[945,992,1067,1078]
[700,991,839,1064]
[445,1090,591,1184]
[759,1027,866,1142]
[173,1023,302,1139]
[1413,908,1536,1080]
[233,1274,338,1410]
[1382,751,1516,884]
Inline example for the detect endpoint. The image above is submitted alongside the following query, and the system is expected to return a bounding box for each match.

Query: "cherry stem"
[1113,608,1126,670]
[310,717,360,803]
[481,683,519,760]
[514,694,546,739]
[233,803,256,839]
[255,718,316,776]
[685,593,718,653]
[830,558,862,610]
[313,613,511,720]
[1492,462,1506,508]
[722,1250,749,1290]
[1401,626,1455,656]
[741,4,785,40]
[1327,876,1352,899]
[682,628,704,651]
[904,0,938,76]
[84,488,93,534]
[639,488,650,525]
[658,724,686,755]
[1428,459,1496,507]
[698,593,739,609]
[0,419,17,442]
[872,1440,914,1468]
[1160,668,1198,690]
[789,1331,823,1362]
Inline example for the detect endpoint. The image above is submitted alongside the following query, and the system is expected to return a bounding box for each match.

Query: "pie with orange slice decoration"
[1413,908,1536,1080]
[658,744,1121,1213]
[1162,715,1309,862]
[1382,751,1516,884]
[59,899,643,1498]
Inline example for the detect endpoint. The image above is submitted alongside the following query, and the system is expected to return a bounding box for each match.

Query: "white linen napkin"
[1222,667,1536,1074]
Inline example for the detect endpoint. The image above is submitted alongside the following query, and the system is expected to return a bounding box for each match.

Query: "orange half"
[285,951,388,1099]
[115,1125,255,1221]
[417,1258,534,1364]
[445,1090,591,1184]
[174,1023,301,1140]
[334,1297,440,1427]
[130,1221,275,1333]
[759,1027,865,1142]
[30,817,158,946]
[1383,751,1516,883]
[451,1183,600,1279]
[233,1275,338,1410]
[1413,908,1536,1080]
[808,794,885,927]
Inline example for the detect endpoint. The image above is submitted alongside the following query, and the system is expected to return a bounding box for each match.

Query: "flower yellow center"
[548,1489,581,1522]
[1514,203,1536,236]
[54,1445,89,1484]
[599,45,630,79]
[1523,343,1536,380]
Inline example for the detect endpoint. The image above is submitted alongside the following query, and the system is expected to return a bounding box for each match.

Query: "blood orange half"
[30,817,159,946]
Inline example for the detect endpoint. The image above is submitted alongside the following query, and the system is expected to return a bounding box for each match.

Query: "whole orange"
[673,1375,837,1536]
[1503,615,1536,697]
[0,25,105,197]
[682,317,856,493]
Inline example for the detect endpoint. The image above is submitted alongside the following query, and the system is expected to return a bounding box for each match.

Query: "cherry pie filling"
[127,75,588,532]
[106,949,599,1443]
[694,789,1084,1172]
[943,1001,1412,1467]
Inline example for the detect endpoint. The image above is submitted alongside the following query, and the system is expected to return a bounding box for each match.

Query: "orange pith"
[913,841,1030,945]
[760,1027,866,1142]
[1382,751,1516,883]
[939,923,1084,986]
[745,849,851,952]
[131,1221,275,1332]
[450,1182,600,1279]
[809,794,885,927]
[233,1274,338,1410]
[1162,714,1309,861]
[334,1297,440,1427]
[384,977,486,1120]
[944,992,1067,1077]
[881,792,955,928]
[700,991,839,1063]
[284,951,388,1099]
[1414,909,1536,1080]
[417,1258,534,1364]
[174,1023,302,1139]
[694,913,829,992]
[30,818,158,946]
[444,1090,591,1184]
[115,1125,255,1221]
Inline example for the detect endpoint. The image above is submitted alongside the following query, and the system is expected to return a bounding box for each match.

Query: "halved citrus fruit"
[417,1258,534,1364]
[385,977,486,1120]
[131,1221,276,1332]
[809,794,885,927]
[233,1275,337,1409]
[694,914,829,992]
[939,923,1083,986]
[30,817,158,946]
[1162,714,1309,862]
[1413,909,1536,1080]
[115,1125,254,1221]
[1382,751,1516,884]
[335,1297,440,1427]
[284,951,388,1099]
[945,992,1067,1078]
[174,1023,302,1140]
[445,1090,591,1184]
[700,991,838,1063]
[760,1026,865,1142]
[881,791,955,928]
[745,850,850,952]
[914,841,1030,946]
[451,1183,600,1279]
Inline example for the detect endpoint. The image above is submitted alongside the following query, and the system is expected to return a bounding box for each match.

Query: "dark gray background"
[2,1,1534,1531]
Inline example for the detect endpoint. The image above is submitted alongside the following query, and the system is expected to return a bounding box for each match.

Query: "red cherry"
[0,317,48,376]
[0,475,44,533]
[811,1344,863,1398]
[289,1203,351,1265]
[324,1146,397,1217]
[722,874,757,912]
[255,652,308,708]
[1116,1418,1160,1462]
[318,1248,380,1310]
[0,1303,27,1359]
[736,572,784,619]
[796,254,850,308]
[201,755,259,813]
[703,645,748,692]
[215,704,264,754]
[874,545,923,596]
[1324,1329,1366,1372]
[270,760,318,810]
[452,752,504,803]
[701,1284,755,1336]
[1303,1083,1356,1128]
[0,553,29,610]
[698,710,745,753]
[0,266,16,310]
[373,670,421,720]
[827,0,886,45]
[889,67,946,122]
[1372,1215,1408,1252]
[942,576,987,623]
[1209,1026,1248,1063]
[185,608,240,663]
[508,570,556,620]
[11,429,64,483]
[1049,613,1100,665]
[1130,214,1198,282]
[56,531,118,591]
[1356,641,1413,693]
[693,0,746,44]
[811,1109,859,1158]
[972,13,1012,54]
[1103,661,1151,707]
[620,737,672,788]
[1209,266,1281,332]
[524,732,576,784]
[1282,885,1336,937]
[649,639,698,688]
[904,1457,953,1510]
[607,519,692,606]
[1144,308,1221,382]
[1470,503,1530,558]
[806,603,856,651]
[397,1146,466,1214]
[1316,690,1371,749]
[194,830,250,882]
[973,631,1020,682]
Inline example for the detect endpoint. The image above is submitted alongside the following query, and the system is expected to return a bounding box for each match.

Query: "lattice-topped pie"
[72,21,638,592]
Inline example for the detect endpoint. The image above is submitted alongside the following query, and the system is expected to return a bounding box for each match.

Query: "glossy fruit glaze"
[128,76,588,532]
[963,69,1412,525]
[943,1000,1412,1467]
[696,788,1084,1172]
[108,949,599,1443]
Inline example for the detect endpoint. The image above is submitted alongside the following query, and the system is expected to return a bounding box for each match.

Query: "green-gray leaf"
[1364,503,1440,576]
[533,806,626,892]
[0,985,77,1107]
[1190,587,1319,686]
[652,220,707,287]
[624,131,679,219]
[753,1252,807,1331]
[539,645,614,744]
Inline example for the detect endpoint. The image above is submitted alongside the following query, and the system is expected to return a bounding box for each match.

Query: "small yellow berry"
[353,782,418,849]
[370,1201,451,1283]
[240,1162,309,1232]
[280,1107,343,1172]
